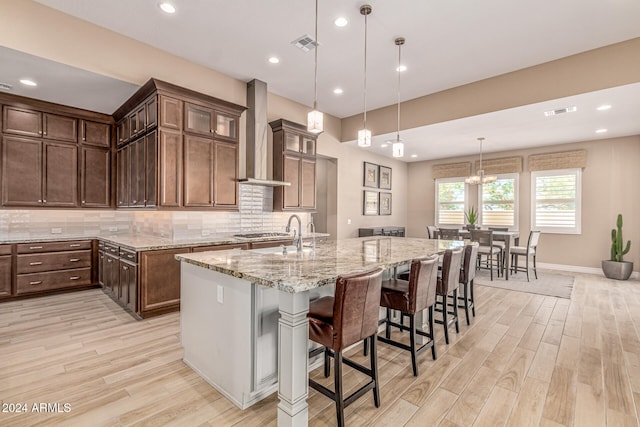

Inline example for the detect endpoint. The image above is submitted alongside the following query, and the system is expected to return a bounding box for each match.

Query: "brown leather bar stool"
[307,267,384,427]
[458,243,479,325]
[434,248,463,344]
[378,255,439,376]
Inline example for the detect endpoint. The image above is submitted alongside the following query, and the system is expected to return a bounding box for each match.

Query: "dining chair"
[470,229,502,280]
[307,267,384,427]
[438,228,460,240]
[427,225,439,239]
[378,254,439,376]
[435,248,463,344]
[509,230,541,281]
[488,227,508,271]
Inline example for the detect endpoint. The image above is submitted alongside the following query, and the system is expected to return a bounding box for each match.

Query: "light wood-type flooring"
[2,272,640,426]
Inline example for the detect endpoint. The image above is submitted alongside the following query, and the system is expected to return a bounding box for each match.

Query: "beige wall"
[342,38,640,141]
[407,136,640,270]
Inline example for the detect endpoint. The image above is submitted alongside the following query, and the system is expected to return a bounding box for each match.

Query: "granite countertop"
[0,232,330,251]
[175,237,464,293]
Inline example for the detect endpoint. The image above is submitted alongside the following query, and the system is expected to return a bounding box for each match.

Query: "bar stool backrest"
[470,229,494,248]
[438,248,463,295]
[438,228,460,240]
[528,230,541,251]
[408,255,439,314]
[427,225,438,239]
[333,267,384,351]
[460,243,480,285]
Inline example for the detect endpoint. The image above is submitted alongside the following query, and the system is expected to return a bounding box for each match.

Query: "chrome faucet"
[285,214,303,252]
[308,216,316,251]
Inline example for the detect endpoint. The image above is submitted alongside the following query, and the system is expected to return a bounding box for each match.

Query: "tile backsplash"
[0,185,311,241]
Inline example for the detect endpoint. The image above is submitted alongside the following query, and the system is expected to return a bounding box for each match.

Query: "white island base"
[180,262,330,412]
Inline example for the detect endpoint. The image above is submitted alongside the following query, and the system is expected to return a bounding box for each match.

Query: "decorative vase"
[601,260,634,280]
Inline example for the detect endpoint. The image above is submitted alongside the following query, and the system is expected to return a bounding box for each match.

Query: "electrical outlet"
[201,230,210,237]
[217,285,224,304]
[51,227,62,234]
[347,218,352,225]
[108,226,118,232]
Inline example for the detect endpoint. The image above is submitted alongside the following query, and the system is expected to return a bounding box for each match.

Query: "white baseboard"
[537,262,640,280]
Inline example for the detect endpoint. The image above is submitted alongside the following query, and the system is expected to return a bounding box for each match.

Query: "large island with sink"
[175,236,463,427]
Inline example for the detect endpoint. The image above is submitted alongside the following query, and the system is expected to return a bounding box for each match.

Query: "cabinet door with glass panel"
[184,103,238,142]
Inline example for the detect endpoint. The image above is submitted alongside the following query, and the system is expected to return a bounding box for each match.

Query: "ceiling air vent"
[544,106,577,117]
[0,82,13,91]
[291,34,317,52]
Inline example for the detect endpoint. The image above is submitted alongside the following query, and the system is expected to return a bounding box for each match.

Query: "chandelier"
[465,137,496,184]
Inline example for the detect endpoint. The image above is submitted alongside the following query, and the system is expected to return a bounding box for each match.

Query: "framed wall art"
[363,162,379,188]
[379,166,392,190]
[379,192,392,215]
[363,190,379,215]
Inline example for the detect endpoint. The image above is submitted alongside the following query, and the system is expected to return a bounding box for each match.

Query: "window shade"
[531,169,581,234]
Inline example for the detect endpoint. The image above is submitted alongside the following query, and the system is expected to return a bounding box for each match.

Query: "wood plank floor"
[1,272,639,426]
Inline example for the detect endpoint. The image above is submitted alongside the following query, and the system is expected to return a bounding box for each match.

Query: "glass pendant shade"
[307,109,324,134]
[392,140,404,158]
[358,128,372,147]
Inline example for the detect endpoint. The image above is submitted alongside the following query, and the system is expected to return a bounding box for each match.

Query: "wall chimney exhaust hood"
[239,79,291,187]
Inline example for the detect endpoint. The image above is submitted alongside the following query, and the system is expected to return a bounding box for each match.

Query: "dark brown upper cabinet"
[1,136,77,207]
[113,78,244,210]
[43,113,77,142]
[2,106,42,138]
[81,120,110,147]
[117,118,130,146]
[270,119,317,211]
[80,146,111,208]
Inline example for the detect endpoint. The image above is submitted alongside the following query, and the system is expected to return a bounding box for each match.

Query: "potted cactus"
[602,214,633,280]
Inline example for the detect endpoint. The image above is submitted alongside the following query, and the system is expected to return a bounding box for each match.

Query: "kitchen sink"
[233,232,290,239]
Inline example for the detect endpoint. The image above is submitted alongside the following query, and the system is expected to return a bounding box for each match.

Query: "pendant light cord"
[313,0,318,110]
[396,40,402,141]
[363,9,368,130]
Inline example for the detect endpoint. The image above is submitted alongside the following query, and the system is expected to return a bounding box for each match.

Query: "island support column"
[277,290,310,426]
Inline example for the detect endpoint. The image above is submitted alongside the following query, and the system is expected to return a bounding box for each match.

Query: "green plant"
[610,214,631,262]
[465,206,478,225]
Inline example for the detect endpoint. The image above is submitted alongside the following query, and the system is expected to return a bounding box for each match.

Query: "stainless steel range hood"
[239,79,291,187]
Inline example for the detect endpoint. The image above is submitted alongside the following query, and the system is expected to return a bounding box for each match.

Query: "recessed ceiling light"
[19,79,37,87]
[595,128,608,133]
[333,88,343,95]
[597,104,612,111]
[411,154,418,158]
[396,65,407,72]
[334,17,348,27]
[268,56,280,64]
[544,106,577,117]
[159,2,176,14]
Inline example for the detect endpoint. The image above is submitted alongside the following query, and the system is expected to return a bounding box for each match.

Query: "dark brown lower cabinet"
[119,259,137,313]
[0,248,12,298]
[139,248,184,317]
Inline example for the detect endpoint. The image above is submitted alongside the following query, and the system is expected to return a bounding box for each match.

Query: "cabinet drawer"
[0,245,12,256]
[192,243,248,252]
[16,267,92,295]
[17,250,92,274]
[119,247,138,263]
[17,240,92,254]
[104,243,119,255]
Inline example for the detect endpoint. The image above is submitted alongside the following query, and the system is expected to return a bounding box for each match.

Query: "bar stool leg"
[470,279,476,317]
[409,314,418,376]
[441,294,449,345]
[334,351,345,427]
[324,347,331,377]
[385,308,392,339]
[452,289,460,334]
[370,335,380,407]
[534,254,538,279]
[429,305,437,359]
[462,283,470,326]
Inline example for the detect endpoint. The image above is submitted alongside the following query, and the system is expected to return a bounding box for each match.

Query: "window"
[480,173,518,229]
[531,168,582,234]
[435,178,467,226]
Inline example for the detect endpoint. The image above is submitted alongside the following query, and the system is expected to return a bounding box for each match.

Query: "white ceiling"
[7,0,640,161]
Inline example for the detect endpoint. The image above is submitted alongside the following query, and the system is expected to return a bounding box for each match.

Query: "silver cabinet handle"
[69,258,80,262]
[107,259,112,263]
[70,276,80,280]
[29,262,43,266]
[122,266,128,271]
[29,246,43,249]
[127,255,134,258]
[30,281,42,285]
[69,244,81,247]
[43,199,47,203]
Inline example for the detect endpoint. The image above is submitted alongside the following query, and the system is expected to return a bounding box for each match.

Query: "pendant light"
[357,4,372,147]
[465,137,497,184]
[307,0,324,134]
[392,37,405,158]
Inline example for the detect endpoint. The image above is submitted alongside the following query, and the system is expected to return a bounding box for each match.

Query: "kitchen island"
[175,237,463,427]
